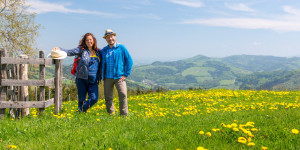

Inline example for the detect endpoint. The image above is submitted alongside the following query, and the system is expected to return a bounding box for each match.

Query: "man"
[101,29,133,116]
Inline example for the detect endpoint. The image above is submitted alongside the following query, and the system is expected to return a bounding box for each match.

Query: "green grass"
[1,89,300,149]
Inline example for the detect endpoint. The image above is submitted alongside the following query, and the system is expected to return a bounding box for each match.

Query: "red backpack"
[71,56,80,75]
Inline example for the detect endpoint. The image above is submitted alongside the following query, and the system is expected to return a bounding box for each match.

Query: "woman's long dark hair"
[79,33,98,50]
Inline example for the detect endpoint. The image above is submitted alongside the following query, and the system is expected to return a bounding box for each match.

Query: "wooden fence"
[0,49,63,119]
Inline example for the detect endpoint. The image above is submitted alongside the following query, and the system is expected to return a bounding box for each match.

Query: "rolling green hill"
[130,55,300,90]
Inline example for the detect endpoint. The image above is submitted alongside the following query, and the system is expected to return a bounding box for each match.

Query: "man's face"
[105,34,116,46]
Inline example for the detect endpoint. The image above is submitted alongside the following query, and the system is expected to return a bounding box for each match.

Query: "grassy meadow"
[1,89,300,149]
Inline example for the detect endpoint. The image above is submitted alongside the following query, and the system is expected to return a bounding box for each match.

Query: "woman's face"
[85,35,94,49]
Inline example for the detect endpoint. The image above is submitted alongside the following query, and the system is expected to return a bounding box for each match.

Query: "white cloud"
[283,6,300,16]
[26,0,114,17]
[167,0,203,8]
[224,3,255,12]
[181,17,300,32]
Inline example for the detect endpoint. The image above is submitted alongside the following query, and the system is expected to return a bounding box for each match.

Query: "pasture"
[0,89,299,149]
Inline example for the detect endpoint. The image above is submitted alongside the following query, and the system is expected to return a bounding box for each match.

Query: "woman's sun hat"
[103,29,116,39]
[48,48,67,59]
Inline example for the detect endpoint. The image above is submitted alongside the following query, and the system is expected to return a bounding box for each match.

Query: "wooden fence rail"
[0,48,63,119]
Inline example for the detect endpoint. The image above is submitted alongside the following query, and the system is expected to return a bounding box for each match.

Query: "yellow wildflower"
[247,142,255,146]
[248,137,252,142]
[292,129,299,134]
[262,146,268,150]
[238,137,247,144]
[197,147,208,150]
[231,123,238,128]
[233,128,239,132]
[199,131,204,135]
[251,128,258,131]
[7,145,18,149]
[221,123,226,127]
[206,132,211,137]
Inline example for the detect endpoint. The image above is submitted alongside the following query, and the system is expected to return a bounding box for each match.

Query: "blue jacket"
[101,43,133,80]
[61,47,102,82]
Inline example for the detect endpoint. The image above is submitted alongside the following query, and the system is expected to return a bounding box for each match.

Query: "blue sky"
[27,0,300,63]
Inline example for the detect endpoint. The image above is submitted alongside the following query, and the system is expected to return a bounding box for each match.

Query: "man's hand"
[119,76,126,82]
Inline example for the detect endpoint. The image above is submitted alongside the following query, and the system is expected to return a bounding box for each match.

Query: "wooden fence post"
[19,55,29,116]
[59,59,63,110]
[0,49,7,119]
[39,51,45,113]
[35,87,37,101]
[54,59,62,114]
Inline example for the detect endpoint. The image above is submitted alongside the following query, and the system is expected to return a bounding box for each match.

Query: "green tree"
[0,0,40,57]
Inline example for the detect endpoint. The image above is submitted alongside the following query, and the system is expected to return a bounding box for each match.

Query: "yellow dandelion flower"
[238,137,247,144]
[97,119,100,121]
[292,129,299,134]
[248,137,252,142]
[206,132,211,137]
[197,146,208,150]
[108,148,113,150]
[233,128,239,132]
[212,128,217,132]
[7,145,18,149]
[221,123,226,127]
[251,128,258,131]
[262,146,268,150]
[247,142,255,146]
[226,125,232,128]
[199,131,204,135]
[231,123,238,128]
[247,132,254,137]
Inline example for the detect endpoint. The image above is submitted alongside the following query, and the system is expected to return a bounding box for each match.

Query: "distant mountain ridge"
[129,55,300,90]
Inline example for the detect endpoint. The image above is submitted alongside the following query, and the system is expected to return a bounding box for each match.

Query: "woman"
[52,33,102,112]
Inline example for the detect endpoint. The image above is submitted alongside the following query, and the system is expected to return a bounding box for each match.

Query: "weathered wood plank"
[45,78,55,85]
[0,98,54,108]
[1,78,55,86]
[0,57,54,65]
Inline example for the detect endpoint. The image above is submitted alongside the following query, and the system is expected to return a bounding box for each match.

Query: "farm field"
[1,89,300,149]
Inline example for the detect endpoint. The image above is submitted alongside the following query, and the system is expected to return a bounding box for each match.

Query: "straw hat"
[103,29,117,39]
[48,48,67,59]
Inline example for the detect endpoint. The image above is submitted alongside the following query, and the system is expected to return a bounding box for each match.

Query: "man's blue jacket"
[101,43,133,80]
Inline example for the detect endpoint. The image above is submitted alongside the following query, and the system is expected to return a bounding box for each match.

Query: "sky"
[26,0,300,63]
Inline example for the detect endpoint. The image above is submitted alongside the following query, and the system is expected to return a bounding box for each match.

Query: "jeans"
[75,78,98,112]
